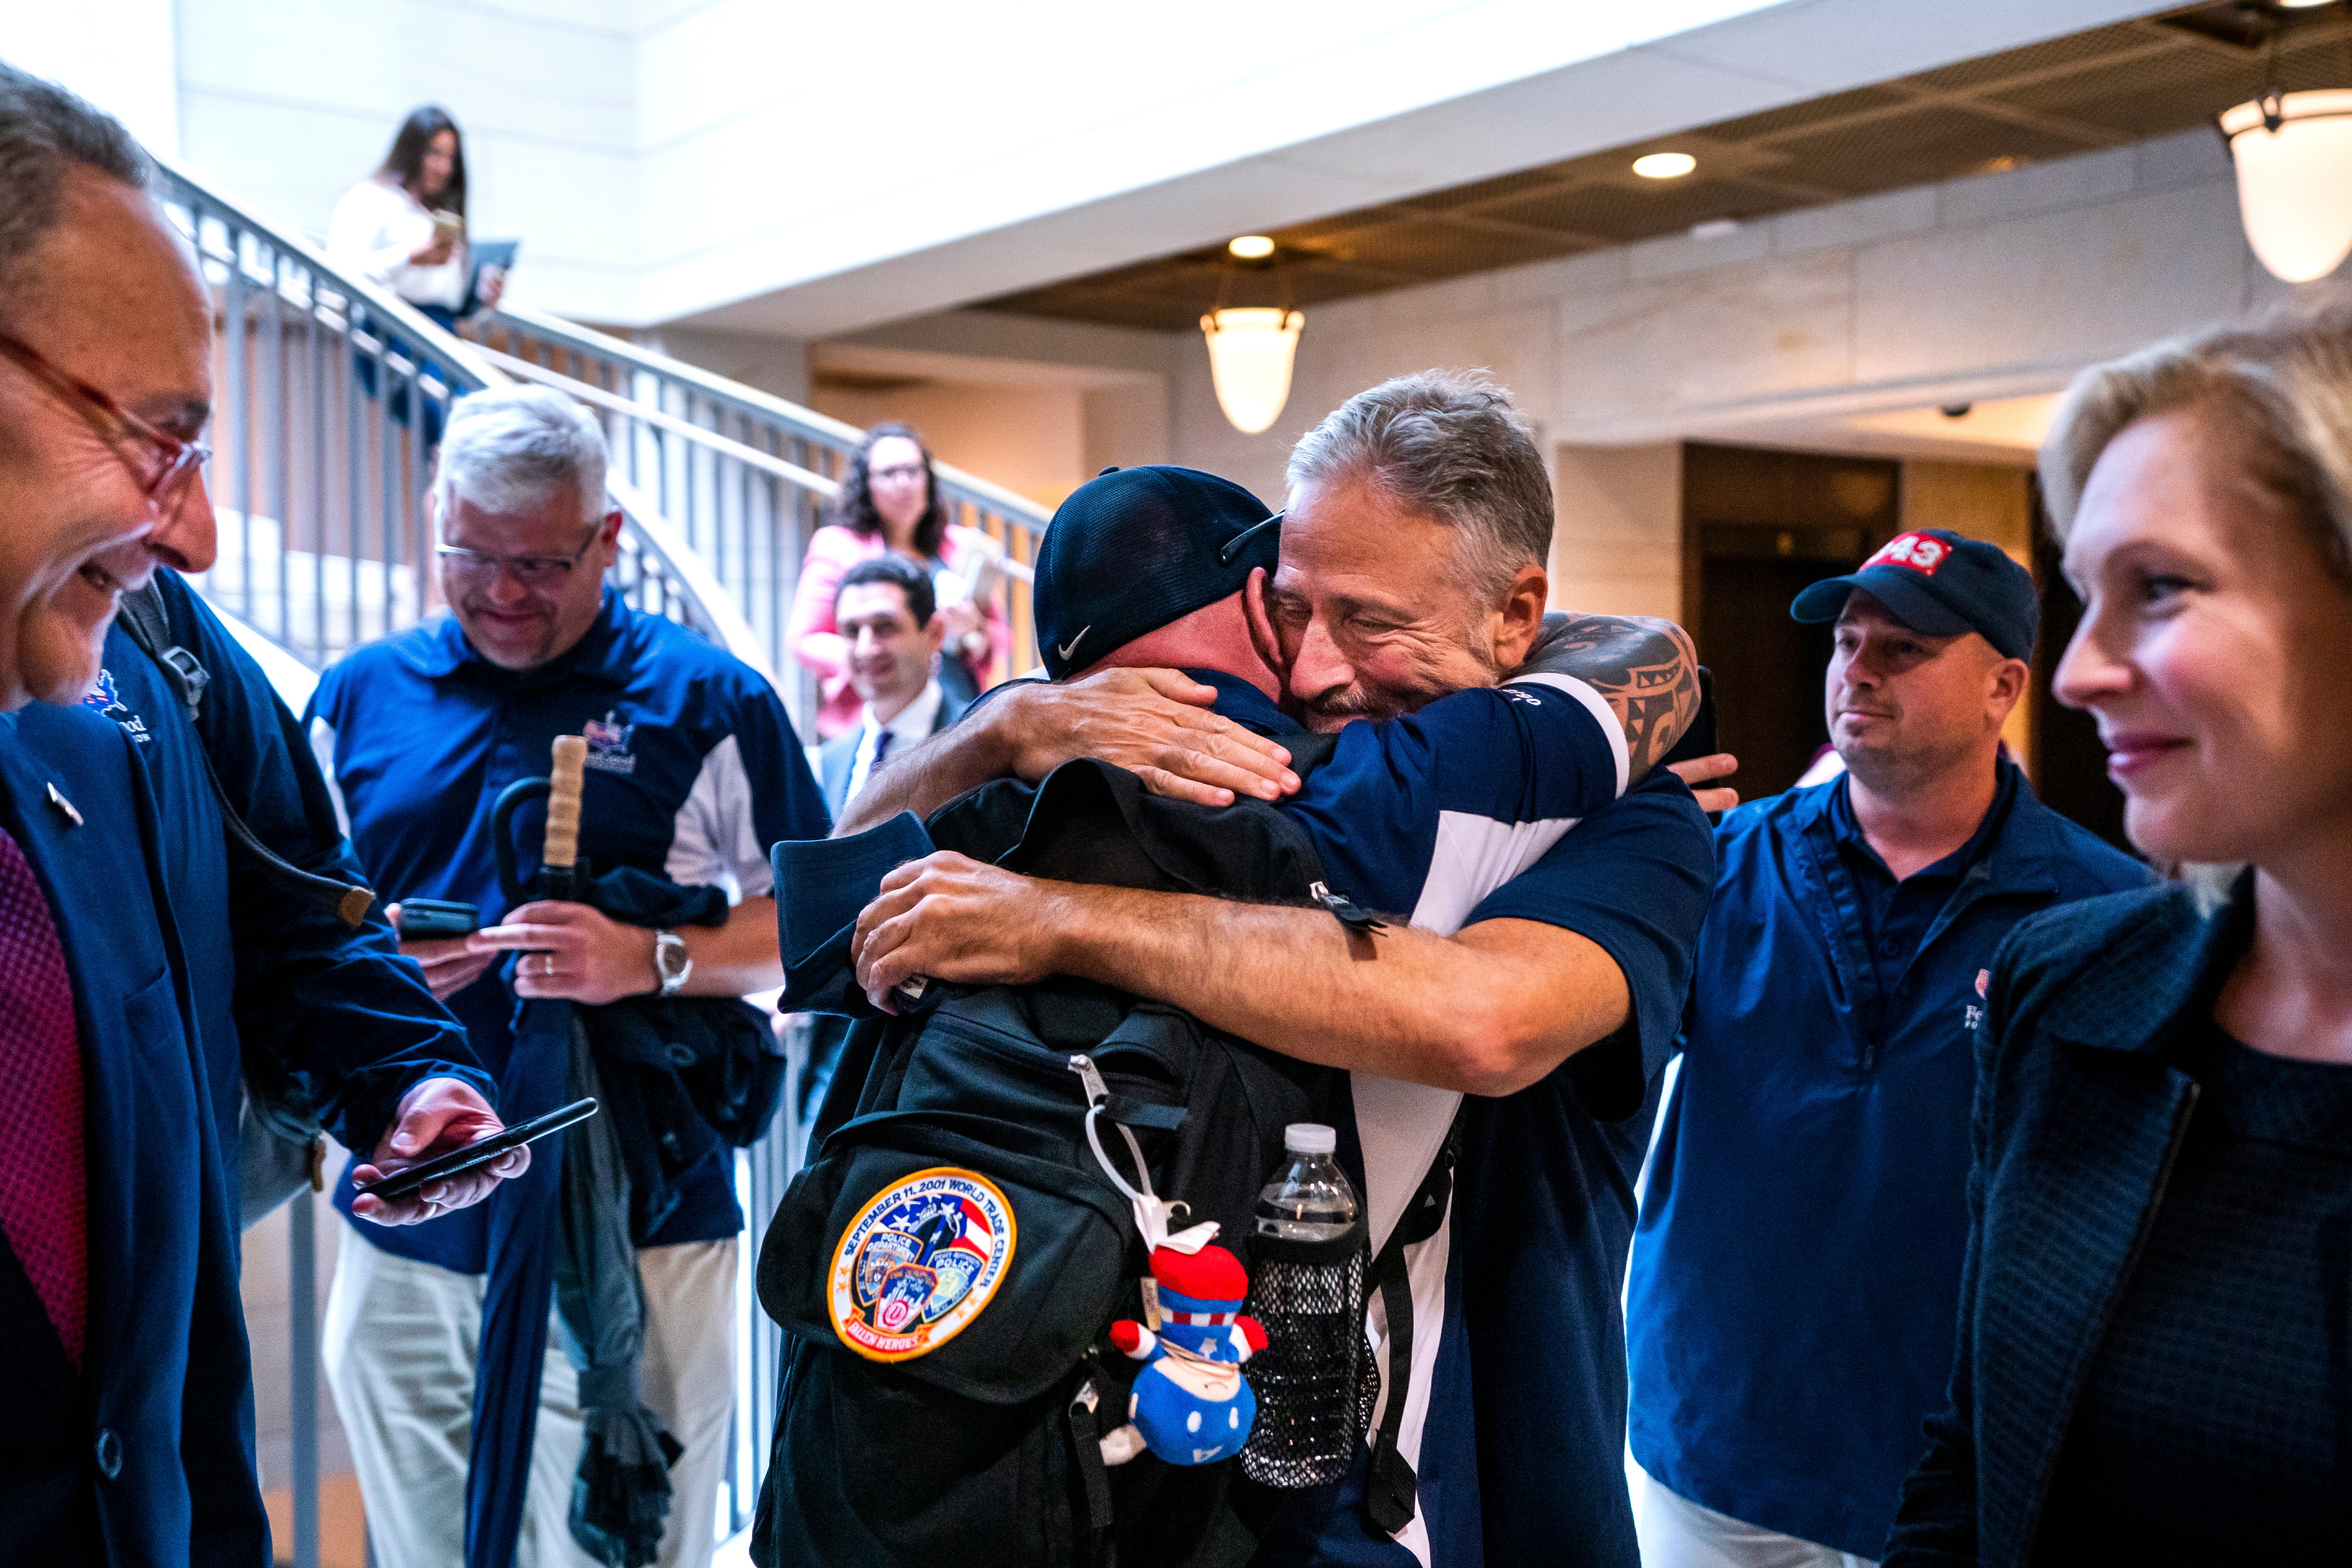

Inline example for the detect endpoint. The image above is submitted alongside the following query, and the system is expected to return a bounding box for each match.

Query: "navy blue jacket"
[1883,879,2248,1567]
[0,709,267,1567]
[1628,765,2147,1556]
[16,570,488,1172]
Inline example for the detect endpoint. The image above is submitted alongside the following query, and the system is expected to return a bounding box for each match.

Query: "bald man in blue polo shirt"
[1623,532,2149,1568]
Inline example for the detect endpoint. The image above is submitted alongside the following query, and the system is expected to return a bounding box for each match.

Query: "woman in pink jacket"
[789,423,1007,738]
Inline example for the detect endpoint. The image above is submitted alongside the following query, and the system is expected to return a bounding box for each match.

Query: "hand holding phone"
[356,1098,596,1203]
[350,1077,541,1225]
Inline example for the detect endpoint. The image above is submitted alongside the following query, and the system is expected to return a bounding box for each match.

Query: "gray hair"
[2040,300,2352,908]
[1285,369,1553,598]
[0,63,150,304]
[433,385,609,526]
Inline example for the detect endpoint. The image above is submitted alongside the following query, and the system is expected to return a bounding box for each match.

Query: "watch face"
[658,934,689,979]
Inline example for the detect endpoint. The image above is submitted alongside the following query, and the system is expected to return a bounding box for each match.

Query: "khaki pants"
[322,1223,738,1568]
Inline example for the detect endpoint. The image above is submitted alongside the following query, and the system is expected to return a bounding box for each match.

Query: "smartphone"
[354,1098,597,1201]
[1658,667,1719,769]
[396,898,478,939]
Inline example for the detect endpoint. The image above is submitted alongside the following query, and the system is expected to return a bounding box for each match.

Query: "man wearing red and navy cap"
[1623,530,2149,1567]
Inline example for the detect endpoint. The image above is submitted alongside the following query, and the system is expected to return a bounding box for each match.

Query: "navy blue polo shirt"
[1626,760,2148,1557]
[308,588,829,1272]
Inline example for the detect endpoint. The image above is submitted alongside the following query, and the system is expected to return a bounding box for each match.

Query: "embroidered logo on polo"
[582,710,636,774]
[1863,532,1951,577]
[828,1167,1015,1361]
[81,668,152,745]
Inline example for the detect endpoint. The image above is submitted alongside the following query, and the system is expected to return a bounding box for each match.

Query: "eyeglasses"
[0,329,211,502]
[869,462,928,483]
[435,524,604,588]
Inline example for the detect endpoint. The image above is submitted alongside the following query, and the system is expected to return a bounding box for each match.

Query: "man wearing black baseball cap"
[1619,529,2150,1568]
[825,371,1728,1568]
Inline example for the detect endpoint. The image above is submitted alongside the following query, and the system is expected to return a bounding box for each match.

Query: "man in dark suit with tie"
[0,67,515,1565]
[813,556,967,816]
[798,557,966,1132]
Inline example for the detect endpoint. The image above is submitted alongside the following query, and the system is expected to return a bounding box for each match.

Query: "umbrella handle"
[491,775,551,908]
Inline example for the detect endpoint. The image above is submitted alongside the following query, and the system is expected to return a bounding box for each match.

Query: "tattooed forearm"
[1515,611,1702,780]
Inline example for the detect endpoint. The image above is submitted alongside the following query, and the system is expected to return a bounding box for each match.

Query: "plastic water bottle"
[1240,1124,1368,1488]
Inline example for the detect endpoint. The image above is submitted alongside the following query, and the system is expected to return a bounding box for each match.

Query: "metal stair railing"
[151,159,763,682]
[467,304,1049,711]
[149,158,802,1560]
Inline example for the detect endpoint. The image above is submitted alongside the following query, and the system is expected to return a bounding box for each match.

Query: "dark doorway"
[2028,480,2132,852]
[1684,445,1898,802]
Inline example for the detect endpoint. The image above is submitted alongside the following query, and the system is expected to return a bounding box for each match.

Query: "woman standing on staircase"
[789,422,1007,738]
[327,105,505,331]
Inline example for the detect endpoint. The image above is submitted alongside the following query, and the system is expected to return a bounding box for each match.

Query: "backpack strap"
[1361,1106,1465,1538]
[114,581,378,929]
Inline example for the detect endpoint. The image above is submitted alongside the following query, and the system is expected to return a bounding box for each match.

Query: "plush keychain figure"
[1099,1243,1267,1467]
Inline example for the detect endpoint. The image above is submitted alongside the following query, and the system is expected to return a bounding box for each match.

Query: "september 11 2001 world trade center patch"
[829,1167,1016,1362]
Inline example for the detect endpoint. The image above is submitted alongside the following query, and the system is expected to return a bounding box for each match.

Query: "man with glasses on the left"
[0,66,521,1565]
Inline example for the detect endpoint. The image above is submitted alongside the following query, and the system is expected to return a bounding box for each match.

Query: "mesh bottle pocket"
[1239,1223,1368,1488]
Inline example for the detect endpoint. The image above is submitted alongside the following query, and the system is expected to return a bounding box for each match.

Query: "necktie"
[873,727,894,766]
[0,826,87,1366]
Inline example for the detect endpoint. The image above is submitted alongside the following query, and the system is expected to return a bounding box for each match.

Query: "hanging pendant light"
[2220,5,2352,284]
[2222,89,2352,281]
[1202,241,1304,434]
[1202,307,1305,434]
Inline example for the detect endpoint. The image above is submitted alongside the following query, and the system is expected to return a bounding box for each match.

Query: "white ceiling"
[667,0,2176,337]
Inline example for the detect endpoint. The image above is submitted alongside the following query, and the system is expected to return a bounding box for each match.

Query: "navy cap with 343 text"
[1789,529,2037,661]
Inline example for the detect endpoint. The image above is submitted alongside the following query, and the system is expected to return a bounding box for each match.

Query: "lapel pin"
[45,783,82,828]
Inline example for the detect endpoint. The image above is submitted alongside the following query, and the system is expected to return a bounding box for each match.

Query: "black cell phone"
[354,1098,597,1201]
[1658,667,1719,769]
[396,898,479,939]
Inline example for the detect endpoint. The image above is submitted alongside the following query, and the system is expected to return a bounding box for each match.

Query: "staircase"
[150,157,1048,1563]
[153,157,1047,723]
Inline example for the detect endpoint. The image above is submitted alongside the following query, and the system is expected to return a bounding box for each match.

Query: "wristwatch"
[653,928,692,997]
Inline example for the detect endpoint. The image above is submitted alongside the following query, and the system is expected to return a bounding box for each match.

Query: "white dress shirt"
[844,678,944,805]
[326,177,468,310]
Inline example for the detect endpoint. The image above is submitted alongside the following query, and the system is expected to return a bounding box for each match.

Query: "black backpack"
[753,757,1370,1568]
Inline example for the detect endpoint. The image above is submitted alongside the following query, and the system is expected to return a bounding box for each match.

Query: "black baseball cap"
[1790,529,2038,660]
[1033,465,1279,678]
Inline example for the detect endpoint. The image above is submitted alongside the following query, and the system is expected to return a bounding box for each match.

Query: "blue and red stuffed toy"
[1099,1243,1267,1467]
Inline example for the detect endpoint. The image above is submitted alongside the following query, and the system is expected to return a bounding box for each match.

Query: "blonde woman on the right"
[1885,305,2352,1566]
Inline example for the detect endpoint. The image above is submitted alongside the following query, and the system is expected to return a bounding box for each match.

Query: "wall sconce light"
[1203,241,1302,434]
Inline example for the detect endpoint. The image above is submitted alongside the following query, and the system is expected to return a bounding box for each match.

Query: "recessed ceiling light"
[1228,234,1276,260]
[1633,152,1697,180]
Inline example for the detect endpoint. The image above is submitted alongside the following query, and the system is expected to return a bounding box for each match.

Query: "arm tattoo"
[1516,612,1701,780]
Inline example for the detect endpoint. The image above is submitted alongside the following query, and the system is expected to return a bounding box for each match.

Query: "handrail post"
[289,1187,320,1568]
